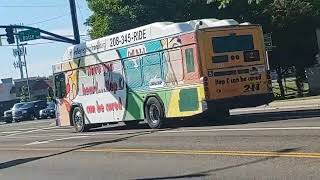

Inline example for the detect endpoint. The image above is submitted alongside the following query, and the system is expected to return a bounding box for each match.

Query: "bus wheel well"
[143,95,166,119]
[69,105,79,126]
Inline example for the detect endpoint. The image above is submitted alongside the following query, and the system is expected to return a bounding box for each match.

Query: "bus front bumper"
[207,93,274,110]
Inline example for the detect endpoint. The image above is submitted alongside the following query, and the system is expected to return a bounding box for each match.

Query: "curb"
[232,104,320,113]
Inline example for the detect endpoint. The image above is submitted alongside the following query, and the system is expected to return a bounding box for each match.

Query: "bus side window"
[142,53,162,87]
[124,58,143,89]
[185,48,195,73]
[54,73,66,98]
[162,49,184,83]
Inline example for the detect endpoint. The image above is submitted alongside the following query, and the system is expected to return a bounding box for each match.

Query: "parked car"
[11,102,29,122]
[3,109,13,123]
[12,102,35,122]
[12,100,47,122]
[33,100,48,118]
[39,102,56,119]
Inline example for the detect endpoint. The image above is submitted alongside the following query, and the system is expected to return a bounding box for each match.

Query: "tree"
[207,0,263,8]
[86,0,320,97]
[264,0,320,96]
[86,0,219,38]
[47,87,54,102]
[20,86,29,102]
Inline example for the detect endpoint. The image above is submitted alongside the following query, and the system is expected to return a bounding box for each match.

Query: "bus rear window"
[212,35,254,53]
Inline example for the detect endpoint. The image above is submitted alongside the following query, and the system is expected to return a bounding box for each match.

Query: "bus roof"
[62,18,244,61]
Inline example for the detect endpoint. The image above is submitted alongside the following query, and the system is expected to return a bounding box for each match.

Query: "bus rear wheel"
[72,107,89,132]
[144,97,165,129]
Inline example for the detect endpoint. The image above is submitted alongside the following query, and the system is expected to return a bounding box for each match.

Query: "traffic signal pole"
[69,0,80,44]
[0,0,81,45]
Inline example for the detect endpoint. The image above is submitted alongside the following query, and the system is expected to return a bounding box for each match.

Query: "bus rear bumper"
[206,93,274,110]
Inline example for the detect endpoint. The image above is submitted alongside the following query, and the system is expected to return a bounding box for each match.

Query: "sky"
[0,0,92,80]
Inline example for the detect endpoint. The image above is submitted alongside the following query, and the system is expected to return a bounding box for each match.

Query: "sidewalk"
[232,97,320,113]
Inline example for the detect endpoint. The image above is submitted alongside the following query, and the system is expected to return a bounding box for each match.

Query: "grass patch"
[272,77,309,100]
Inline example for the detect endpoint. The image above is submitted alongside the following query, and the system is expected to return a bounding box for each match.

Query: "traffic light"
[5,27,15,44]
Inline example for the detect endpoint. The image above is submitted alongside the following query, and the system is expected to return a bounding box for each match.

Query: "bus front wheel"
[72,107,89,132]
[144,97,165,129]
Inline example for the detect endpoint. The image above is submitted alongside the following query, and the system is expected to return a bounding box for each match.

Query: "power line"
[0,5,65,8]
[76,0,85,23]
[26,14,69,26]
[0,41,57,47]
[65,34,90,37]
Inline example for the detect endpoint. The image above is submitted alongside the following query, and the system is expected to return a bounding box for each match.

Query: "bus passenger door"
[54,73,71,126]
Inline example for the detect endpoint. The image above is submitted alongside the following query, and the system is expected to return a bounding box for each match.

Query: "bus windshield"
[212,34,254,53]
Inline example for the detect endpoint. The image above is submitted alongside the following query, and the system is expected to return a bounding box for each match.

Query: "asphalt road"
[0,109,320,180]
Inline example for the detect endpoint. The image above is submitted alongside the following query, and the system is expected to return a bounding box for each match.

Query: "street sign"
[264,33,276,51]
[18,29,40,42]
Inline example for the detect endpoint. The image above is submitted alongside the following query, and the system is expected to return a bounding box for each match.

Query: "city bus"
[53,18,273,132]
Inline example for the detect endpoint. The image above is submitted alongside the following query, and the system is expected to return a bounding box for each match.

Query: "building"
[0,78,19,118]
[14,77,53,100]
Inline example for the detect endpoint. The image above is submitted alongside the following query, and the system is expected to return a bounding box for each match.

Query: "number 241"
[244,83,260,92]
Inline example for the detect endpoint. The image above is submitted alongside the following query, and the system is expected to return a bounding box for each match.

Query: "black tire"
[72,107,89,132]
[30,114,35,120]
[144,97,165,129]
[124,121,140,128]
[5,119,12,123]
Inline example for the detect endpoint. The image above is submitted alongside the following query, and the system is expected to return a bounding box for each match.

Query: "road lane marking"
[162,126,320,133]
[2,126,320,140]
[0,131,22,134]
[71,126,320,137]
[0,147,319,159]
[231,104,320,113]
[83,148,320,159]
[0,125,57,134]
[25,136,89,145]
[4,126,59,137]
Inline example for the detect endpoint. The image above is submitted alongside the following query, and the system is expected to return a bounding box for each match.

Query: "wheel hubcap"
[149,105,160,124]
[74,111,83,129]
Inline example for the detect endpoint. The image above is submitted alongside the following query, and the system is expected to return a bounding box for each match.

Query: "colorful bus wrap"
[53,19,273,132]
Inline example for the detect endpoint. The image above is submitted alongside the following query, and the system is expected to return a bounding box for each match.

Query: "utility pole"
[69,0,80,44]
[14,28,24,79]
[21,44,31,101]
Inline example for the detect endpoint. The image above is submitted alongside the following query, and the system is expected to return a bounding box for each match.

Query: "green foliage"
[20,86,29,102]
[264,0,320,69]
[207,0,262,8]
[86,0,219,38]
[85,0,320,70]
